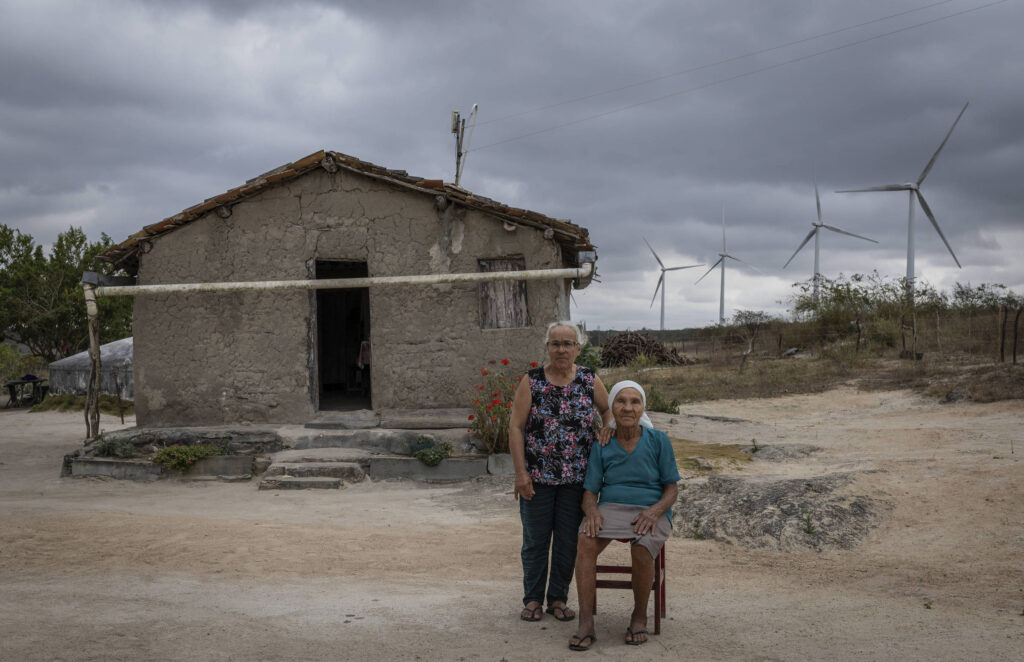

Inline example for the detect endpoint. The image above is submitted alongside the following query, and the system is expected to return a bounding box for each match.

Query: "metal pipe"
[95,262,593,297]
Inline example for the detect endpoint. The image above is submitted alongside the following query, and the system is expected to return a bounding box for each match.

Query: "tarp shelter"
[48,337,134,400]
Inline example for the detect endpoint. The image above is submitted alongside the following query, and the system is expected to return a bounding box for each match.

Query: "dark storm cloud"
[1,0,1021,328]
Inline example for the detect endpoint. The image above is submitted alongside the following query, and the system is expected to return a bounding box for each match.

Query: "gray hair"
[544,320,587,346]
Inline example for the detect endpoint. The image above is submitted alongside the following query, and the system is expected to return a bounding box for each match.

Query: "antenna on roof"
[452,103,478,187]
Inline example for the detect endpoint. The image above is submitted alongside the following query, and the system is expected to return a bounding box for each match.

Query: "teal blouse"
[582,427,681,518]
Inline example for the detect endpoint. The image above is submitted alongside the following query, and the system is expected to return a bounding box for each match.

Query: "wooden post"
[999,305,1007,362]
[1013,307,1022,366]
[82,283,101,439]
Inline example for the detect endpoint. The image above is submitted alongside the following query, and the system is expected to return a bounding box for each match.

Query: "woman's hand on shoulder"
[596,426,614,447]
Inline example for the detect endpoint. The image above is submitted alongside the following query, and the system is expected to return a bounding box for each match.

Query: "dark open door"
[316,260,370,410]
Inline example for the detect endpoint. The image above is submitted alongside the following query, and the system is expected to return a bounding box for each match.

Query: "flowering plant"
[468,358,536,454]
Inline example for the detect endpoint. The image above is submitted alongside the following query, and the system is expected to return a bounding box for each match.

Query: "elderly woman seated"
[568,380,680,651]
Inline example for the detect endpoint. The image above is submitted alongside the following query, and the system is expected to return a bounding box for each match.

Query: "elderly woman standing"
[508,322,613,623]
[569,381,680,651]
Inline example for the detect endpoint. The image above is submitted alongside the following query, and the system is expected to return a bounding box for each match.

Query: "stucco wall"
[134,167,571,426]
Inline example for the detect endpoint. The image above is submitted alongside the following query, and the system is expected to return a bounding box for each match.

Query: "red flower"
[492,398,501,405]
[481,370,489,376]
[501,358,510,365]
[516,375,522,381]
[477,385,484,390]
[493,391,500,396]
[468,414,475,420]
[486,404,493,411]
[530,361,539,368]
[490,416,497,421]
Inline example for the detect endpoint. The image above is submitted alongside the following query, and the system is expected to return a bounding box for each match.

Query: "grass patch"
[30,393,134,416]
[602,352,1024,404]
[670,436,751,472]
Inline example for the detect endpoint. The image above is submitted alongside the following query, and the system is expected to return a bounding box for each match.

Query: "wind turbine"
[784,174,878,303]
[695,209,760,324]
[644,237,702,331]
[837,102,968,303]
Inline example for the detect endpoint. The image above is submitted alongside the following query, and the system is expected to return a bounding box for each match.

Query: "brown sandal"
[520,603,543,621]
[546,604,576,621]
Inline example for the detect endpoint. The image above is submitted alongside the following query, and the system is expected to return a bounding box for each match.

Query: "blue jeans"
[520,482,585,607]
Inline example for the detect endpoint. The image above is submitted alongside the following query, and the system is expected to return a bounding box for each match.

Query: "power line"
[469,0,1010,153]
[476,0,958,127]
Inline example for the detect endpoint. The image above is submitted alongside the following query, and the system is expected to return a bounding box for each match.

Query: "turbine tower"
[784,174,878,304]
[837,102,968,303]
[644,237,702,331]
[695,209,759,324]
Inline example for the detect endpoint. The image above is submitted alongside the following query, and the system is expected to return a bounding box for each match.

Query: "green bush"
[414,441,452,467]
[576,343,602,372]
[152,444,227,472]
[646,386,680,414]
[93,438,136,458]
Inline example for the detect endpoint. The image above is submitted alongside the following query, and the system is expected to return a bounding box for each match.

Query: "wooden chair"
[594,543,667,634]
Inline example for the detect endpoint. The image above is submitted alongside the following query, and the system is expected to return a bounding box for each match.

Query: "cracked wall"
[134,168,570,426]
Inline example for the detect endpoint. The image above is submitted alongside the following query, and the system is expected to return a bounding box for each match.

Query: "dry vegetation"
[599,350,1024,406]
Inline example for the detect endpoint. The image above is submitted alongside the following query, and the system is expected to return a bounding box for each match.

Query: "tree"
[732,310,773,373]
[0,225,132,362]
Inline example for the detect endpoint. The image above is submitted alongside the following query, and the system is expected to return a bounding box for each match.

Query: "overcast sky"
[2,0,1021,330]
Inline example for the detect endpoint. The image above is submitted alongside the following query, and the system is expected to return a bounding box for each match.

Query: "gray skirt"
[579,502,672,558]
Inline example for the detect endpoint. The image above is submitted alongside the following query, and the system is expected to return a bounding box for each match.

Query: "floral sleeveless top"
[524,365,597,485]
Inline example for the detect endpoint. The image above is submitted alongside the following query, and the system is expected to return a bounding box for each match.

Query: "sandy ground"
[1,388,1022,661]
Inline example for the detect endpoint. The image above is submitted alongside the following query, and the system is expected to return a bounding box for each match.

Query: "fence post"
[1014,307,1022,366]
[998,305,1007,363]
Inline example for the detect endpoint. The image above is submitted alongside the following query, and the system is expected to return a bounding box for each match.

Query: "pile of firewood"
[598,331,693,367]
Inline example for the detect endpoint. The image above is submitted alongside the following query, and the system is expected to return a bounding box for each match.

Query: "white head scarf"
[607,380,654,429]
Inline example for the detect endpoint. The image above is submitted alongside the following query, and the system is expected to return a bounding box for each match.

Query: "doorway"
[316,260,370,411]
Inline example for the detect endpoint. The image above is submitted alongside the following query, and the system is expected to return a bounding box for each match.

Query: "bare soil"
[1,388,1022,661]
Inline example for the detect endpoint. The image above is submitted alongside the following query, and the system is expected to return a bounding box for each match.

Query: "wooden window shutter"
[478,256,530,329]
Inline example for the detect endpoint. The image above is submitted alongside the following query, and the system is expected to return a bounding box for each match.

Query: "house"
[49,336,134,399]
[98,150,596,427]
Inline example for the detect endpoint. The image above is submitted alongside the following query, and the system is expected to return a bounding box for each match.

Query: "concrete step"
[258,476,343,490]
[368,456,488,482]
[304,409,380,430]
[379,408,474,429]
[271,448,378,464]
[281,427,477,455]
[264,461,366,481]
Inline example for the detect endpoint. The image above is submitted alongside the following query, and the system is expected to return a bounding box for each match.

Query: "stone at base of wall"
[486,453,515,476]
[70,458,163,481]
[183,455,254,480]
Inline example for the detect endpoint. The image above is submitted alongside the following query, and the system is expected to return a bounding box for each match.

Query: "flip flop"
[625,626,649,646]
[546,604,576,621]
[568,632,596,651]
[519,604,543,622]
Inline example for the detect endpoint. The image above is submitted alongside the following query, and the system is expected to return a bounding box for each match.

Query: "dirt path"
[1,389,1022,661]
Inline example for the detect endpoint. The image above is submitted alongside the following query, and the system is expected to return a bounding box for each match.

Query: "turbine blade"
[820,224,879,243]
[915,191,962,268]
[836,184,910,193]
[721,205,727,253]
[649,273,664,307]
[783,228,817,268]
[695,258,722,284]
[814,173,822,223]
[642,236,665,269]
[917,102,969,186]
[664,264,703,271]
[727,255,763,274]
